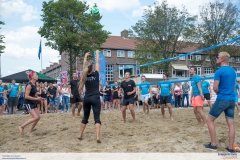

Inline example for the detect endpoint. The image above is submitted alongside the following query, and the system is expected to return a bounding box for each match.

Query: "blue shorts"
[49,97,60,106]
[104,95,111,102]
[0,97,4,105]
[209,100,235,119]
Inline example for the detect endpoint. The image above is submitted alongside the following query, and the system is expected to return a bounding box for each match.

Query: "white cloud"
[1,25,59,76]
[0,0,38,22]
[86,0,141,11]
[132,6,150,17]
[131,0,216,18]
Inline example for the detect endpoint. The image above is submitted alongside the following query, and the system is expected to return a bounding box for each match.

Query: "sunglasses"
[216,56,220,59]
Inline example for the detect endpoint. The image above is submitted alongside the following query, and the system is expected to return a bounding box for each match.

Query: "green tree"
[0,20,5,54]
[38,0,110,76]
[194,1,240,71]
[129,0,196,76]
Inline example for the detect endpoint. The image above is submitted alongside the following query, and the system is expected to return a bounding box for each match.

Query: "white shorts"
[100,96,104,103]
[141,94,149,102]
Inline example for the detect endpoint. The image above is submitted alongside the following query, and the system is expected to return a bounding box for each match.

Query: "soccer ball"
[91,7,99,15]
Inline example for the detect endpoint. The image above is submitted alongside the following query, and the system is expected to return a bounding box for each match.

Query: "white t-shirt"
[61,87,70,97]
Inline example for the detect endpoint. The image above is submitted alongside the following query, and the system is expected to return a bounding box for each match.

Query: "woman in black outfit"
[18,71,44,135]
[112,81,120,111]
[78,50,101,143]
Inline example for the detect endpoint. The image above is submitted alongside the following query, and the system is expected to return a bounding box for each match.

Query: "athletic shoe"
[225,147,234,153]
[203,142,217,151]
[61,111,64,113]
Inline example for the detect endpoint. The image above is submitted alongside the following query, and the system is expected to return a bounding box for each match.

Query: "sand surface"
[0,107,240,153]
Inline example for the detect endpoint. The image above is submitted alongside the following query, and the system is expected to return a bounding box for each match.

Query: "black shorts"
[8,97,18,107]
[113,95,120,100]
[204,93,210,100]
[70,95,82,103]
[24,104,37,111]
[160,96,170,105]
[122,97,134,106]
[134,95,138,101]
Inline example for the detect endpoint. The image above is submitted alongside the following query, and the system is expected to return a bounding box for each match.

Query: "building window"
[128,51,135,58]
[205,55,210,61]
[119,65,134,78]
[158,69,164,74]
[179,54,185,60]
[172,69,185,77]
[106,64,114,81]
[236,57,240,63]
[237,68,240,73]
[188,55,193,60]
[197,67,201,75]
[204,67,213,75]
[229,57,237,62]
[117,50,125,57]
[196,55,201,61]
[103,49,111,57]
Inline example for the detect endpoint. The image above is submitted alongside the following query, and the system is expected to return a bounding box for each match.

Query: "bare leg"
[236,103,240,116]
[226,118,235,149]
[50,105,53,113]
[161,104,165,119]
[197,107,207,126]
[117,100,121,111]
[19,109,40,135]
[207,116,216,146]
[77,102,83,116]
[129,104,135,120]
[27,108,40,134]
[167,103,173,120]
[72,103,75,118]
[77,123,86,139]
[207,100,212,109]
[95,123,101,143]
[144,101,149,114]
[122,106,127,123]
[193,107,202,125]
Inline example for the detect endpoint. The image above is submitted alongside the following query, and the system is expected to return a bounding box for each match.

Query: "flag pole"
[40,39,42,72]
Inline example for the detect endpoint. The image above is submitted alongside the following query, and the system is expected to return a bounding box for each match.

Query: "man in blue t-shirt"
[204,52,236,153]
[139,75,151,115]
[0,79,4,115]
[8,79,19,114]
[201,76,212,108]
[234,81,239,116]
[159,74,173,120]
[190,67,207,126]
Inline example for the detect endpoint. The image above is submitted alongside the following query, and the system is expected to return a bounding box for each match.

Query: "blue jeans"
[174,95,181,107]
[62,96,70,111]
[182,94,189,107]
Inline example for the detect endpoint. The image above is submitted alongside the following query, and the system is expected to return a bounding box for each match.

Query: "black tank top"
[24,82,37,104]
[85,71,99,97]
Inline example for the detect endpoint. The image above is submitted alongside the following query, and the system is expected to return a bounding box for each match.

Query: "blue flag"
[94,51,106,85]
[38,40,42,60]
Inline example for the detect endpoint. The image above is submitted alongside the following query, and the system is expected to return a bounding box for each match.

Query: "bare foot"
[72,116,75,119]
[97,139,101,143]
[122,120,126,124]
[18,126,24,135]
[77,135,83,140]
[77,113,80,116]
[162,115,165,119]
[170,117,174,121]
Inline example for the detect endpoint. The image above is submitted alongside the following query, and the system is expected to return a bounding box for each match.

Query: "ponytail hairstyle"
[78,61,93,93]
[28,71,35,80]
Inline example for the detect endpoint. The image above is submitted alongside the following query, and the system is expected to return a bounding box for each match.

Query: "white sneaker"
[61,111,64,113]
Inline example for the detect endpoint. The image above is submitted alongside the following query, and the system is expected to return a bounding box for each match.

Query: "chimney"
[121,29,128,38]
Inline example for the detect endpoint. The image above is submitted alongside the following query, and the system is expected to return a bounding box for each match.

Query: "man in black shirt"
[103,81,112,111]
[47,83,59,113]
[68,72,83,118]
[119,72,136,123]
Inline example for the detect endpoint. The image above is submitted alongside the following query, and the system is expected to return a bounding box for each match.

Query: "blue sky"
[0,0,239,77]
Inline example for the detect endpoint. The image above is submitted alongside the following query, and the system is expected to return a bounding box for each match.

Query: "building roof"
[101,36,202,54]
[101,36,136,50]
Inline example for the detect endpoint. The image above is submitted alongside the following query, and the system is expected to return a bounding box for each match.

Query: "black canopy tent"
[1,69,57,83]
